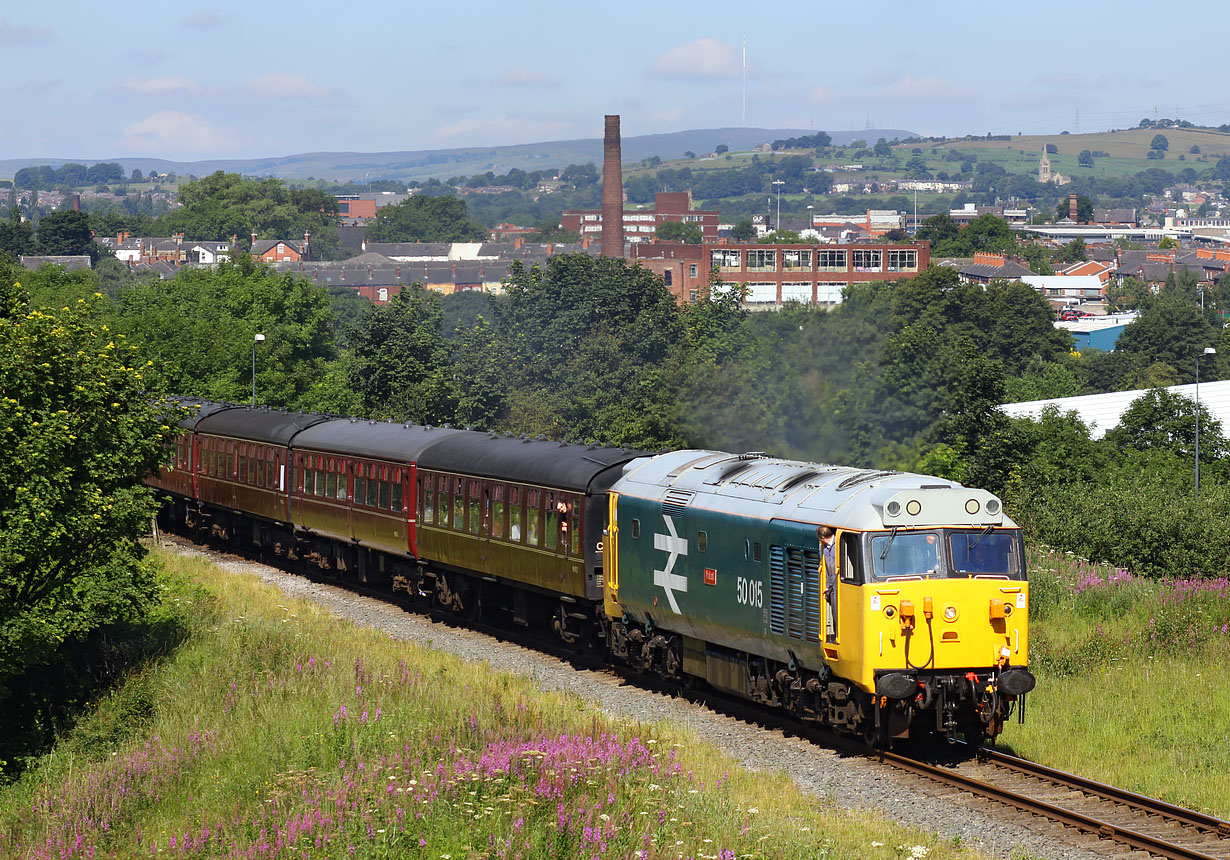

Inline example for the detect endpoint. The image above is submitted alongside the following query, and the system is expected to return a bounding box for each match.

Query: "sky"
[6,0,1230,163]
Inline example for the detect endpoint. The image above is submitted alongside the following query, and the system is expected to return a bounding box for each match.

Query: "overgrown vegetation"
[1010,547,1230,816]
[0,552,987,860]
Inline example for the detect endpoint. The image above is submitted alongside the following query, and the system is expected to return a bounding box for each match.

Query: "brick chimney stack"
[601,114,624,258]
[1069,193,1079,222]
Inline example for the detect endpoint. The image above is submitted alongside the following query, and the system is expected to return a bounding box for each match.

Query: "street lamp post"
[772,179,785,233]
[252,333,265,407]
[1196,346,1216,498]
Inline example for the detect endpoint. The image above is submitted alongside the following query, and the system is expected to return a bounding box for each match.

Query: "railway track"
[162,533,1230,860]
[879,745,1230,860]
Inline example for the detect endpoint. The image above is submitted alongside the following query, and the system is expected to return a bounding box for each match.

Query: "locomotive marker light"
[251,333,265,407]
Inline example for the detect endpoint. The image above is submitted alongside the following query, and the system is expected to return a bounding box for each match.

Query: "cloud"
[434,114,577,144]
[0,16,54,44]
[874,73,975,103]
[491,66,558,88]
[117,111,235,154]
[182,10,224,28]
[246,72,332,99]
[649,37,740,80]
[654,107,686,124]
[117,76,204,95]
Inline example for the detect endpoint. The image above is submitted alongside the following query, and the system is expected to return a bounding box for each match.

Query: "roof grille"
[662,488,695,518]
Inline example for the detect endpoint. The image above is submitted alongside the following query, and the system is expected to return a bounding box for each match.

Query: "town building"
[1000,380,1230,438]
[560,192,720,244]
[631,241,930,306]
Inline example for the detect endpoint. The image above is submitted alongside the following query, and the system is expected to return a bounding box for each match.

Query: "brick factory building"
[631,241,930,307]
[562,191,720,245]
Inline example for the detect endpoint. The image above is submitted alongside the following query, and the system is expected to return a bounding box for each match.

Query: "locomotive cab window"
[697,531,708,553]
[840,534,862,583]
[870,531,940,581]
[949,530,1021,579]
[631,518,640,540]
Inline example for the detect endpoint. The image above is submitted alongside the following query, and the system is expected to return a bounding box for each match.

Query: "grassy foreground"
[0,549,986,860]
[1003,548,1230,817]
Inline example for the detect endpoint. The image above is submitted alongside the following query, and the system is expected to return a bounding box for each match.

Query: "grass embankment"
[0,550,984,860]
[1004,547,1230,817]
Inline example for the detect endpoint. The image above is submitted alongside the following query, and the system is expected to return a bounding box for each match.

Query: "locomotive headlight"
[986,499,1001,515]
[884,605,896,619]
[943,604,958,622]
[965,499,980,515]
[906,500,922,516]
[886,500,901,517]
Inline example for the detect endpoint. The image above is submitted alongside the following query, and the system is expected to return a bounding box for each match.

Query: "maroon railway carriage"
[288,419,467,570]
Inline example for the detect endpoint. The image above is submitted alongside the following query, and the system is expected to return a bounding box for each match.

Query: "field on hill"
[935,127,1230,161]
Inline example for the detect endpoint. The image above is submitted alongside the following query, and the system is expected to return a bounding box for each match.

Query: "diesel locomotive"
[149,399,1035,746]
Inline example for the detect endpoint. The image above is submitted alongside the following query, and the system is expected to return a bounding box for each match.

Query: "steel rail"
[974,746,1230,837]
[877,750,1226,860]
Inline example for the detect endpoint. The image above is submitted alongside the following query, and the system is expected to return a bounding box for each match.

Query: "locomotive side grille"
[802,548,820,641]
[786,546,805,640]
[769,546,786,635]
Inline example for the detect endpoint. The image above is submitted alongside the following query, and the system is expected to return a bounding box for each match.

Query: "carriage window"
[392,482,403,511]
[544,494,559,550]
[325,471,336,500]
[354,476,367,506]
[569,502,581,555]
[367,477,380,508]
[526,489,540,546]
[336,469,347,500]
[317,470,328,496]
[509,487,522,542]
[239,456,247,483]
[419,477,429,520]
[468,482,481,533]
[438,482,450,526]
[492,485,506,538]
[453,480,465,530]
[631,518,640,540]
[379,480,391,510]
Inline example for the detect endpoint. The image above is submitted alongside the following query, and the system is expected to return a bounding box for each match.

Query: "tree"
[1150,134,1170,152]
[873,138,892,158]
[113,257,340,409]
[0,283,173,707]
[364,195,486,244]
[730,219,757,242]
[915,213,960,246]
[0,206,35,259]
[1055,195,1093,222]
[1114,296,1221,384]
[1078,150,1094,167]
[36,210,103,262]
[1105,389,1226,460]
[347,284,455,423]
[715,144,729,155]
[1057,237,1087,263]
[131,168,143,182]
[683,151,696,160]
[1045,143,1058,154]
[655,220,703,244]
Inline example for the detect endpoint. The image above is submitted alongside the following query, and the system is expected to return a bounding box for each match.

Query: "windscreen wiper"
[968,523,994,550]
[879,526,898,560]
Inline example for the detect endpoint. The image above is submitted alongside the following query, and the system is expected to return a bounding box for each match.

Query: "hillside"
[935,127,1230,160]
[0,127,917,184]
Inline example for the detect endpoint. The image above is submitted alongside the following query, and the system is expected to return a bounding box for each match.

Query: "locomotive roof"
[417,433,649,493]
[195,405,335,445]
[614,450,1014,531]
[292,419,468,462]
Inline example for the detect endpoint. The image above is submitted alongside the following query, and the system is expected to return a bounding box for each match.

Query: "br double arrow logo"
[653,515,688,613]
